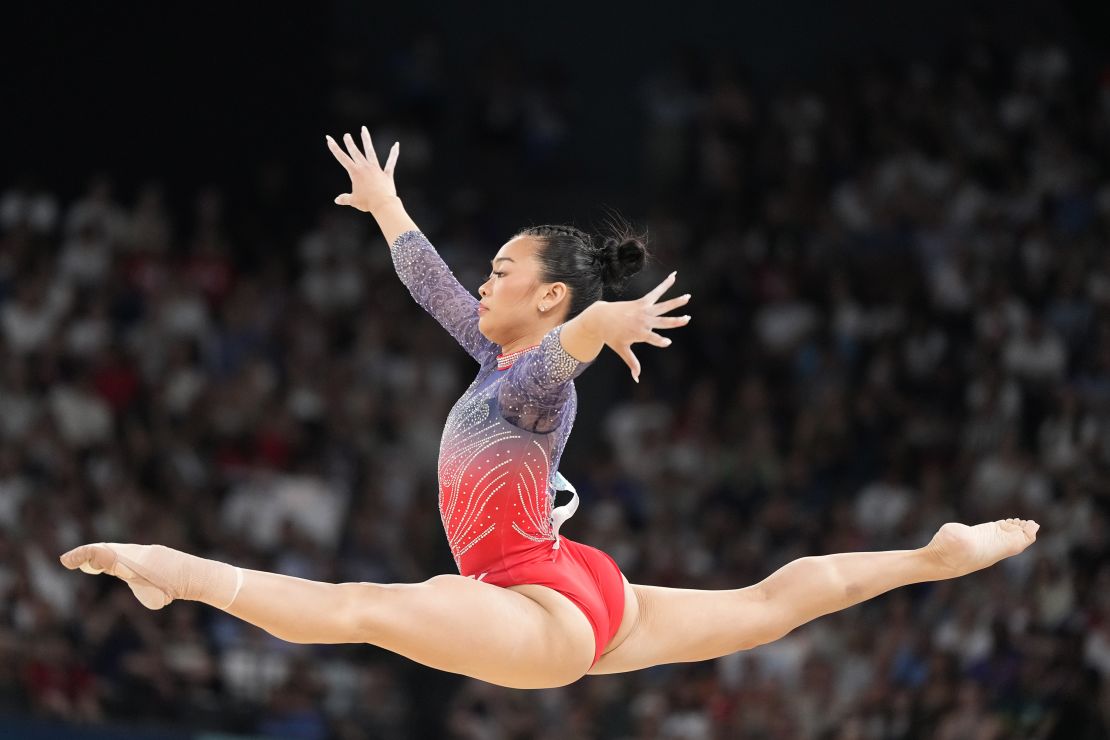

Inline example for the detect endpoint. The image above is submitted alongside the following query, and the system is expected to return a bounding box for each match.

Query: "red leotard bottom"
[478,536,626,670]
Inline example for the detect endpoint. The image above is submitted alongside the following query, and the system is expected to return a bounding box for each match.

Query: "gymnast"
[61,128,1039,690]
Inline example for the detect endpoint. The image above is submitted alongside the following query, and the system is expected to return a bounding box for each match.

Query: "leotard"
[391,230,625,667]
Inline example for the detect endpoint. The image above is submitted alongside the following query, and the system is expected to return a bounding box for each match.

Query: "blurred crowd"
[2,27,1110,740]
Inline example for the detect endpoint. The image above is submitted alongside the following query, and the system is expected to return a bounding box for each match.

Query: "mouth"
[477,304,489,314]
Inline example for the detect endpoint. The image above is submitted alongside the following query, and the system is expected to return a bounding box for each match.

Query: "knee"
[806,555,859,601]
[737,583,793,651]
[339,581,396,644]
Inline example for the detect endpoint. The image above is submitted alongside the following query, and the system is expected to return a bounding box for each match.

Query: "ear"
[540,281,569,310]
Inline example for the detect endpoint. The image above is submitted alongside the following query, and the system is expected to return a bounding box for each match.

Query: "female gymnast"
[61,128,1039,690]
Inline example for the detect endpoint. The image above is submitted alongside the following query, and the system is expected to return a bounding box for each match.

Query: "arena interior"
[2,1,1109,737]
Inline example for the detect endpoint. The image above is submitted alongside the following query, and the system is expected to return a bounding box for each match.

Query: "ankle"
[180,552,243,609]
[915,544,960,581]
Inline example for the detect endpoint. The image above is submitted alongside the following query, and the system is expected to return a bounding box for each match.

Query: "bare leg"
[59,544,390,644]
[745,519,1038,641]
[59,544,596,689]
[588,519,1039,675]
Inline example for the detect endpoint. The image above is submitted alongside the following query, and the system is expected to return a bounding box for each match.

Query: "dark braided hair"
[516,215,649,321]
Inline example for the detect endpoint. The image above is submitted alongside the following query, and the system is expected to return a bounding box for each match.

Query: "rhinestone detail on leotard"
[392,230,594,575]
[497,345,540,370]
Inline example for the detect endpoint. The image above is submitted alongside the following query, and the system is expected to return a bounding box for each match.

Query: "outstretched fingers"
[359,126,399,173]
[343,132,368,166]
[326,135,356,172]
[327,129,389,172]
[612,272,690,384]
[652,315,691,330]
[641,271,678,305]
[383,141,400,175]
[360,125,378,165]
[647,290,691,340]
[650,292,691,316]
[327,127,401,211]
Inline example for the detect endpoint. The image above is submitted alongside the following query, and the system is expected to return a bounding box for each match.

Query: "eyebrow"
[490,257,516,266]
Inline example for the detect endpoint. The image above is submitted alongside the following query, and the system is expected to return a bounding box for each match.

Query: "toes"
[60,543,117,574]
[999,518,1037,537]
[60,544,96,570]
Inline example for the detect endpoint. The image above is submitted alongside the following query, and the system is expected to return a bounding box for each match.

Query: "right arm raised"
[327,128,496,362]
[386,225,497,362]
[366,193,418,247]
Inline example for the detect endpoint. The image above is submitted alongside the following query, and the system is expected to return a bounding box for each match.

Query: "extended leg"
[60,544,596,689]
[589,519,1038,675]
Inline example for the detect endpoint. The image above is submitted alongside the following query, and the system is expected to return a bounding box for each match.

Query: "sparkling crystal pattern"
[391,230,499,362]
[392,230,594,576]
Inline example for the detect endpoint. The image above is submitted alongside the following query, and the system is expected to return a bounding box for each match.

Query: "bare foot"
[925,519,1039,578]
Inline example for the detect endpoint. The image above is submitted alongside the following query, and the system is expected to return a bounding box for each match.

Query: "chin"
[477,316,495,342]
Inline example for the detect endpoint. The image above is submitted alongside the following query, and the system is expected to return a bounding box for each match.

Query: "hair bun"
[597,229,647,292]
[516,216,649,318]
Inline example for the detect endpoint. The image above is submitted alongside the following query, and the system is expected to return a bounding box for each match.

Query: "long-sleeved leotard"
[391,230,594,580]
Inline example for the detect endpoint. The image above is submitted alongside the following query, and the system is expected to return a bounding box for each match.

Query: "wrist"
[368,194,403,215]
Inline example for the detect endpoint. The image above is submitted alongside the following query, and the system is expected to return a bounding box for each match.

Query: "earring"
[539,305,547,312]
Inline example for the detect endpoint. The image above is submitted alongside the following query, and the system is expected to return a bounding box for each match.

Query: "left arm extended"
[499,277,691,433]
[557,271,691,383]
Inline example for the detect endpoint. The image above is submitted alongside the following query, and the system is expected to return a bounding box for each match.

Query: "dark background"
[4,1,1103,211]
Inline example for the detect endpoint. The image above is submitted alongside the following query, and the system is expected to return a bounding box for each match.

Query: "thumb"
[334,194,351,206]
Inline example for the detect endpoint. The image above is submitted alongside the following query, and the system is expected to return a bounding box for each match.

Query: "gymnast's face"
[477,235,567,345]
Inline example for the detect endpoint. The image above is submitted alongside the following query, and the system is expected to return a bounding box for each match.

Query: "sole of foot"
[927,518,1039,578]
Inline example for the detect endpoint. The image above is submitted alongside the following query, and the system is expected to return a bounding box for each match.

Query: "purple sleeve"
[499,324,594,434]
[391,230,499,363]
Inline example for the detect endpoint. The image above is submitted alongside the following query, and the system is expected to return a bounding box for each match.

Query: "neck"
[499,321,559,355]
[500,335,546,355]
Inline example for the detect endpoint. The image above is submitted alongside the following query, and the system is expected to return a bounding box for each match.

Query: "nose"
[478,279,490,298]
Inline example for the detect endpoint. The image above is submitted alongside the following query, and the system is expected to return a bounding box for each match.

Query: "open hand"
[326,126,400,212]
[595,271,691,383]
